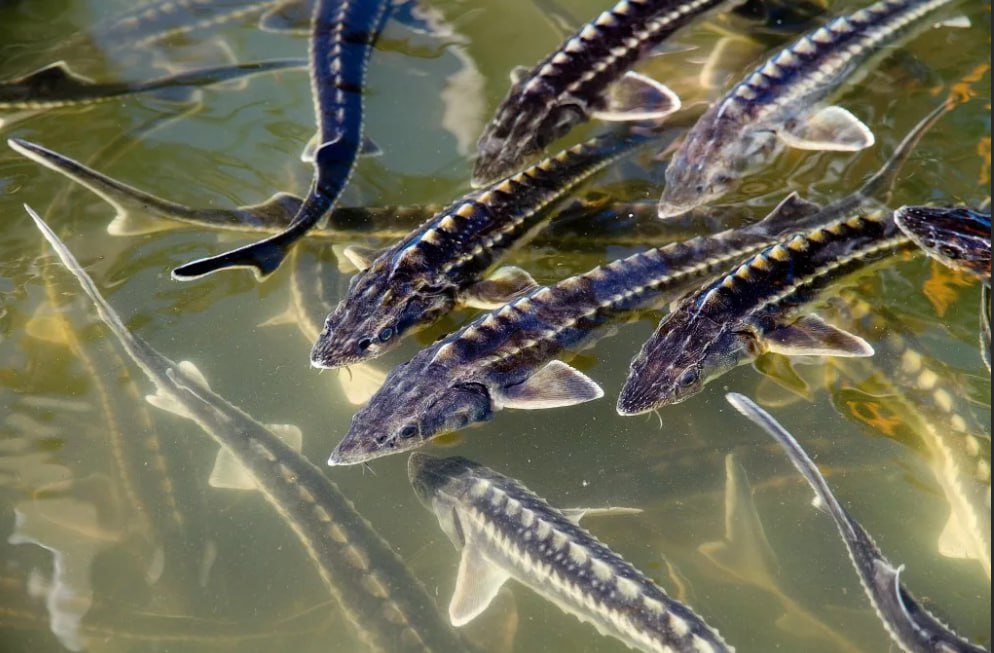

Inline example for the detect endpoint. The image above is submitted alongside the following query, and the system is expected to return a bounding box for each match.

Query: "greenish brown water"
[0,1,990,651]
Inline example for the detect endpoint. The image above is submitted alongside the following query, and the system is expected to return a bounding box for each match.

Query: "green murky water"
[0,1,990,651]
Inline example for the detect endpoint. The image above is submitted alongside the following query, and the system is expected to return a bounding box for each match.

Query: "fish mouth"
[656,196,696,220]
[327,438,376,466]
[309,343,362,370]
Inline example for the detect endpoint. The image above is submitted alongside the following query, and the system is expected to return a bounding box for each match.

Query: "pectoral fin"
[341,245,380,272]
[462,266,539,309]
[937,512,972,559]
[495,360,603,410]
[449,542,510,627]
[592,71,680,122]
[764,315,874,358]
[779,106,874,152]
[209,424,303,490]
[561,507,643,524]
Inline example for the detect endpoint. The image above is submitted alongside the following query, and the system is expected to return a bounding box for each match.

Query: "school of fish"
[1,0,989,652]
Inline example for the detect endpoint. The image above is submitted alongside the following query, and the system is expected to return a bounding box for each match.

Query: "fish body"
[172,0,391,280]
[0,58,305,111]
[409,454,733,653]
[829,290,991,579]
[24,206,471,653]
[310,131,650,370]
[895,205,991,282]
[727,393,987,653]
[329,192,823,465]
[472,0,728,185]
[618,209,911,414]
[657,0,956,218]
[329,100,951,464]
[79,0,276,51]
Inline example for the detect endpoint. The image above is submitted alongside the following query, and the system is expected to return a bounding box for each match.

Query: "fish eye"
[677,369,699,388]
[357,337,373,352]
[938,244,958,258]
[399,424,419,440]
[378,327,394,343]
[695,184,705,193]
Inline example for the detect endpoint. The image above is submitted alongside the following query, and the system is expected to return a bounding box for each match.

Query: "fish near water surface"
[329,192,826,466]
[726,393,987,653]
[310,130,653,370]
[172,0,392,280]
[23,205,473,653]
[0,58,306,113]
[328,102,951,465]
[618,209,914,415]
[657,0,960,218]
[408,453,734,653]
[472,0,735,185]
[895,205,991,282]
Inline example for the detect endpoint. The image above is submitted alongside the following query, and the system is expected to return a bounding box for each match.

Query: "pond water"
[0,1,989,651]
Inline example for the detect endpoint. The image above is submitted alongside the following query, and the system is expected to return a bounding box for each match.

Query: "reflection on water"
[0,0,989,652]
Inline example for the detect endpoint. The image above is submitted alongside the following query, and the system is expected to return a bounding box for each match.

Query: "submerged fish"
[24,205,472,653]
[0,58,305,112]
[172,0,391,280]
[828,289,991,579]
[726,393,987,653]
[310,130,652,370]
[472,0,732,185]
[657,0,959,218]
[618,209,913,415]
[895,205,991,282]
[329,104,950,465]
[409,453,733,653]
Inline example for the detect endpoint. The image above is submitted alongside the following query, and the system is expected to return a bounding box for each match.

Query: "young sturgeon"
[472,0,732,185]
[329,102,950,464]
[0,58,305,112]
[172,0,391,280]
[23,205,472,653]
[310,130,653,370]
[408,453,734,653]
[657,0,958,218]
[895,205,991,282]
[828,289,991,579]
[726,393,987,653]
[618,209,915,415]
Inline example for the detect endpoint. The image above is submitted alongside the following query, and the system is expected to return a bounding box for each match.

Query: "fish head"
[472,98,585,187]
[894,205,992,279]
[618,311,744,415]
[310,265,456,368]
[658,113,774,219]
[408,454,485,548]
[329,358,493,465]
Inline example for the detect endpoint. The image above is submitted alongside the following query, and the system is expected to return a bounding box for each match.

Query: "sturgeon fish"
[618,209,915,414]
[894,205,991,282]
[408,453,734,653]
[172,0,391,280]
[23,205,472,653]
[726,393,987,653]
[0,58,305,112]
[472,0,732,185]
[657,0,960,218]
[310,129,654,370]
[828,288,991,579]
[329,103,949,465]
